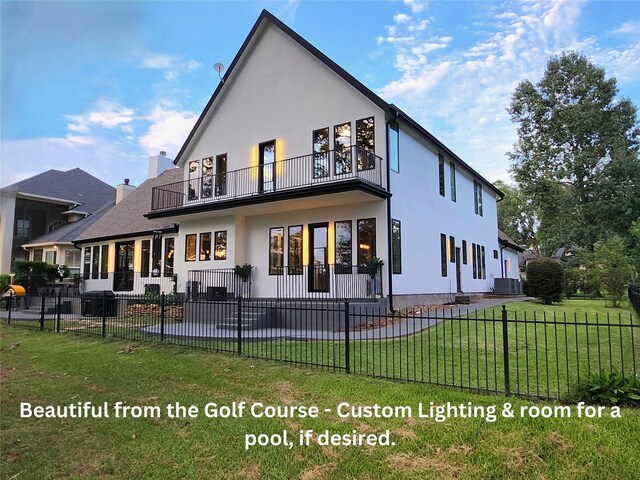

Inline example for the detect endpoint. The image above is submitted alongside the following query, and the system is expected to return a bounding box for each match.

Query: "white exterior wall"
[0,191,16,273]
[501,248,520,280]
[390,126,500,295]
[178,23,386,179]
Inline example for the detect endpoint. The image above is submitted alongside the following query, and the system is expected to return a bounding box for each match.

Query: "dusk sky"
[2,0,639,188]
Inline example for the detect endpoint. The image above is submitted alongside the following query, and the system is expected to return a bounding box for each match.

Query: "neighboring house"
[0,168,115,275]
[75,154,179,294]
[498,230,524,280]
[79,11,505,308]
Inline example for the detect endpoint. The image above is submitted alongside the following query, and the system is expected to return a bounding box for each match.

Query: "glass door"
[259,141,275,193]
[308,223,329,292]
[114,241,134,291]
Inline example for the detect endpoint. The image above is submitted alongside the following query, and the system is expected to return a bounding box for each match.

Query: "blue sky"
[1,0,639,188]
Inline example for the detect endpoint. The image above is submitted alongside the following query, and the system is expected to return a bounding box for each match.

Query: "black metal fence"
[3,291,638,400]
[630,286,640,317]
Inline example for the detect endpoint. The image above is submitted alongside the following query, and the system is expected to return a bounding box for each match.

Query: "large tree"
[494,180,540,253]
[508,52,640,253]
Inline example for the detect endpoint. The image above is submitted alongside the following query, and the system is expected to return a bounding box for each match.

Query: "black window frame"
[438,153,445,197]
[288,225,303,275]
[214,230,227,260]
[91,245,100,279]
[185,234,197,262]
[474,180,484,216]
[141,240,151,277]
[440,233,447,277]
[215,154,227,196]
[462,240,467,264]
[83,247,91,280]
[357,218,376,268]
[392,219,402,274]
[100,245,109,279]
[164,238,175,276]
[199,232,211,261]
[472,243,477,279]
[450,162,456,202]
[356,116,375,171]
[481,246,486,279]
[334,122,352,175]
[388,121,399,173]
[334,220,352,274]
[269,227,284,275]
[312,127,330,178]
[449,235,455,263]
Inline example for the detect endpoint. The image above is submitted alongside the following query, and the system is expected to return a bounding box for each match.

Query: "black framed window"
[83,247,91,279]
[100,245,108,279]
[462,240,467,264]
[440,233,447,277]
[474,180,483,216]
[164,238,174,276]
[91,245,100,279]
[438,154,445,197]
[188,160,199,200]
[356,117,375,170]
[450,162,456,202]
[472,243,477,279]
[334,123,352,175]
[288,225,303,274]
[185,234,196,262]
[214,231,227,260]
[269,227,284,275]
[392,219,402,274]
[141,240,151,277]
[152,233,162,275]
[335,220,352,274]
[199,232,211,261]
[388,121,399,173]
[481,246,486,279]
[215,154,227,196]
[357,218,376,266]
[493,249,499,259]
[259,141,276,193]
[449,235,455,263]
[313,128,330,178]
[202,157,213,198]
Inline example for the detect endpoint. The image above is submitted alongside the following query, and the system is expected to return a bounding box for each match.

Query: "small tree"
[526,257,564,304]
[593,236,636,307]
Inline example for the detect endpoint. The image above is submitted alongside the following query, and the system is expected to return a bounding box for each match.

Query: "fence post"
[237,296,243,355]
[39,292,45,331]
[101,291,107,338]
[344,300,350,374]
[160,293,165,341]
[7,291,12,325]
[56,290,61,333]
[501,305,511,396]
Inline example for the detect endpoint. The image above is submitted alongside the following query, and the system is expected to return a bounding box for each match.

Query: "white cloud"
[376,0,638,183]
[403,0,427,14]
[67,100,135,130]
[142,54,177,69]
[394,14,411,24]
[612,20,640,36]
[139,106,198,156]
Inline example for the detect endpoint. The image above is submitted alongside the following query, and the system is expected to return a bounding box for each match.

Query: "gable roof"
[1,168,116,214]
[174,10,503,198]
[498,229,525,252]
[75,168,182,243]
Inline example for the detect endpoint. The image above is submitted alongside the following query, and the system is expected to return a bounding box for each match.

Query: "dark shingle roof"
[75,168,182,243]
[498,230,525,252]
[2,168,115,214]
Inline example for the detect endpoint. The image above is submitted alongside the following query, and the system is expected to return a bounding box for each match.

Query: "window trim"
[185,234,197,262]
[357,217,377,267]
[392,219,402,274]
[355,116,375,171]
[91,245,100,279]
[449,235,455,264]
[438,153,445,197]
[450,162,456,202]
[214,230,227,261]
[334,220,353,274]
[312,127,330,178]
[288,225,303,275]
[164,237,175,276]
[462,240,468,265]
[141,240,151,277]
[199,232,211,261]
[100,245,109,279]
[269,226,285,275]
[334,122,352,176]
[440,233,447,277]
[388,121,399,173]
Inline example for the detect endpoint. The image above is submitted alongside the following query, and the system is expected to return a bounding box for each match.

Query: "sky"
[1,0,639,188]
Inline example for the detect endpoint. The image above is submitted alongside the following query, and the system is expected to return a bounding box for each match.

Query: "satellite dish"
[214,63,225,81]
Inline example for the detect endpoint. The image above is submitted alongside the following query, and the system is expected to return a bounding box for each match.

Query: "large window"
[474,180,483,216]
[269,227,284,275]
[216,154,227,196]
[449,235,455,264]
[188,160,199,200]
[288,225,303,274]
[334,122,352,175]
[357,218,376,266]
[201,157,213,198]
[472,243,477,279]
[259,141,275,192]
[438,154,445,197]
[214,231,227,260]
[481,246,486,279]
[462,240,467,264]
[64,250,81,276]
[100,245,109,279]
[388,121,399,173]
[335,220,352,274]
[450,162,456,202]
[313,128,330,178]
[91,245,100,279]
[185,234,196,262]
[199,232,211,261]
[392,219,402,274]
[141,240,151,277]
[440,233,447,276]
[164,238,175,276]
[83,247,91,279]
[356,117,375,170]
[45,250,57,265]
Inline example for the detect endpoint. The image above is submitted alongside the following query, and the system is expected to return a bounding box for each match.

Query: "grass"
[2,324,640,479]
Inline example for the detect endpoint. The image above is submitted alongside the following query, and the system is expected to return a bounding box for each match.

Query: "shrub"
[526,257,564,304]
[570,369,640,406]
[0,273,11,290]
[12,260,57,292]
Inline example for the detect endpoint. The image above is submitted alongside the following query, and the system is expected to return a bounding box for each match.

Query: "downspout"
[385,108,399,312]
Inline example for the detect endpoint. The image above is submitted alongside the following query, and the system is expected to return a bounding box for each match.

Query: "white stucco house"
[78,10,507,309]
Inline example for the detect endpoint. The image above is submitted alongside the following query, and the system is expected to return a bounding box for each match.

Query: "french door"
[308,223,329,292]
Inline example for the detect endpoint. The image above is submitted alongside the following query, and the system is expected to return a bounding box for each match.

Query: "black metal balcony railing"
[276,264,382,300]
[151,145,384,212]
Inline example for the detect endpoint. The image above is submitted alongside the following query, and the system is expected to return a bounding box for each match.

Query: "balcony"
[150,146,386,213]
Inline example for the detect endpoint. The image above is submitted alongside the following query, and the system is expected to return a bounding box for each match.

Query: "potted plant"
[362,256,384,278]
[234,263,253,282]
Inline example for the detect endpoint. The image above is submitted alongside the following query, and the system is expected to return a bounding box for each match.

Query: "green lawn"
[2,324,640,479]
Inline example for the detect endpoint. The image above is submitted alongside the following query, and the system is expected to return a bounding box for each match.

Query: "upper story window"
[388,121,399,173]
[450,162,456,202]
[474,180,483,216]
[334,123,352,175]
[188,161,199,200]
[438,154,445,197]
[392,219,401,274]
[215,154,227,196]
[201,157,213,198]
[313,128,330,178]
[356,117,375,170]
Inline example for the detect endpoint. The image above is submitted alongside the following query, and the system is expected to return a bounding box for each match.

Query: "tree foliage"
[508,51,640,254]
[592,236,636,308]
[494,180,539,253]
[526,257,564,304]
